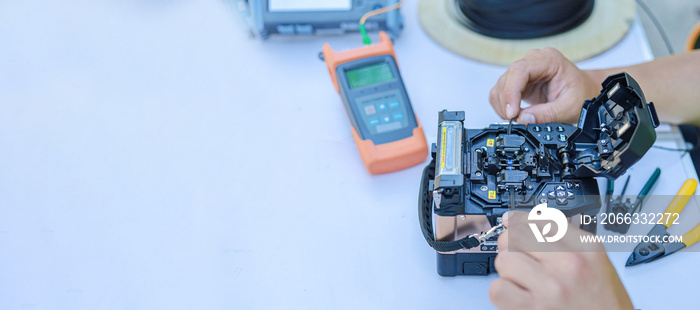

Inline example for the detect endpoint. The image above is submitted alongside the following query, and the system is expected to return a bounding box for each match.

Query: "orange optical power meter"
[322,31,428,175]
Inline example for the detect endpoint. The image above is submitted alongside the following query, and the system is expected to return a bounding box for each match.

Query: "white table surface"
[1,1,698,309]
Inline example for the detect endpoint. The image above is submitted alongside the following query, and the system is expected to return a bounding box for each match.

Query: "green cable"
[359,23,372,45]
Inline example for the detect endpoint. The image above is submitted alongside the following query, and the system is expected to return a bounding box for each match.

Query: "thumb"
[517,102,559,124]
[502,210,528,228]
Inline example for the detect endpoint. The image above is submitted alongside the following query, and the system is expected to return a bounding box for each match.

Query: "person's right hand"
[489,211,634,310]
[489,48,601,125]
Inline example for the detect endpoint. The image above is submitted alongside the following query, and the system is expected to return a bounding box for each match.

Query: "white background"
[1,0,698,309]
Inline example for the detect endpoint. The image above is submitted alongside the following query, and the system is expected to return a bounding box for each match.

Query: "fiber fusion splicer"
[419,73,660,276]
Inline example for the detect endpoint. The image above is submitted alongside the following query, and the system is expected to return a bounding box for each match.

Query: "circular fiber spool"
[418,0,636,66]
[687,21,700,51]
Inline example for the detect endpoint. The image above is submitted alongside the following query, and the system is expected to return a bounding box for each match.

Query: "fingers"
[498,210,578,262]
[492,207,634,310]
[497,228,510,251]
[501,214,606,269]
[497,211,525,252]
[494,251,543,289]
[490,64,523,120]
[498,212,555,264]
[500,210,523,228]
[490,49,560,120]
[502,217,551,260]
[556,223,605,253]
[518,95,583,124]
[489,278,532,310]
[518,101,557,124]
[489,74,509,119]
[498,211,534,253]
[489,48,593,124]
[499,61,528,119]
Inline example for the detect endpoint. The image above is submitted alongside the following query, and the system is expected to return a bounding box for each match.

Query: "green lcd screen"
[345,62,394,89]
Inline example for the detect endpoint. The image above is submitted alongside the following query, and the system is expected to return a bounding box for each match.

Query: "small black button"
[566,182,573,189]
[533,126,542,132]
[545,125,553,132]
[544,134,552,141]
[548,191,556,199]
[557,134,567,142]
[556,126,565,132]
[556,197,568,205]
[567,191,575,199]
[574,182,581,189]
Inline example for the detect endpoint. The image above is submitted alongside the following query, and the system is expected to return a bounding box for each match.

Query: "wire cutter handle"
[630,168,661,214]
[663,179,698,228]
[637,168,661,200]
[682,222,700,247]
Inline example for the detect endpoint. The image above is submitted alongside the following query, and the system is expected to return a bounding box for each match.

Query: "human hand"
[489,211,633,310]
[489,48,601,124]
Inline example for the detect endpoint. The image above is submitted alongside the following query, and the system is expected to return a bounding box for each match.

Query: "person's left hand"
[489,211,634,310]
[488,48,600,125]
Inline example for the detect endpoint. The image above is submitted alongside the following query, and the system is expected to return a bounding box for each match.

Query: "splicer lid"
[568,72,660,180]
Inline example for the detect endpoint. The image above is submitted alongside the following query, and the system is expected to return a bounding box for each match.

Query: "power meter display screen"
[269,0,351,12]
[345,63,395,89]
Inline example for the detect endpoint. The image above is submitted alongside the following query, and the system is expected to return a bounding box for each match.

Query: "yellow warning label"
[488,190,496,200]
[440,127,447,169]
[486,139,494,147]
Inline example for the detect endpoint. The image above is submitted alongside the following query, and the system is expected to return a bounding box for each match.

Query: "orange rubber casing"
[687,21,700,51]
[322,31,428,175]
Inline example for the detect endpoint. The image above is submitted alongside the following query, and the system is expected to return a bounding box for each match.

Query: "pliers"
[626,179,700,266]
[605,168,661,234]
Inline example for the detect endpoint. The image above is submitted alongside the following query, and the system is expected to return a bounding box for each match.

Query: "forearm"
[586,50,700,126]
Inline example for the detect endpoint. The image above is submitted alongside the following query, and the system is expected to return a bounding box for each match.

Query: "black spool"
[456,0,595,40]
